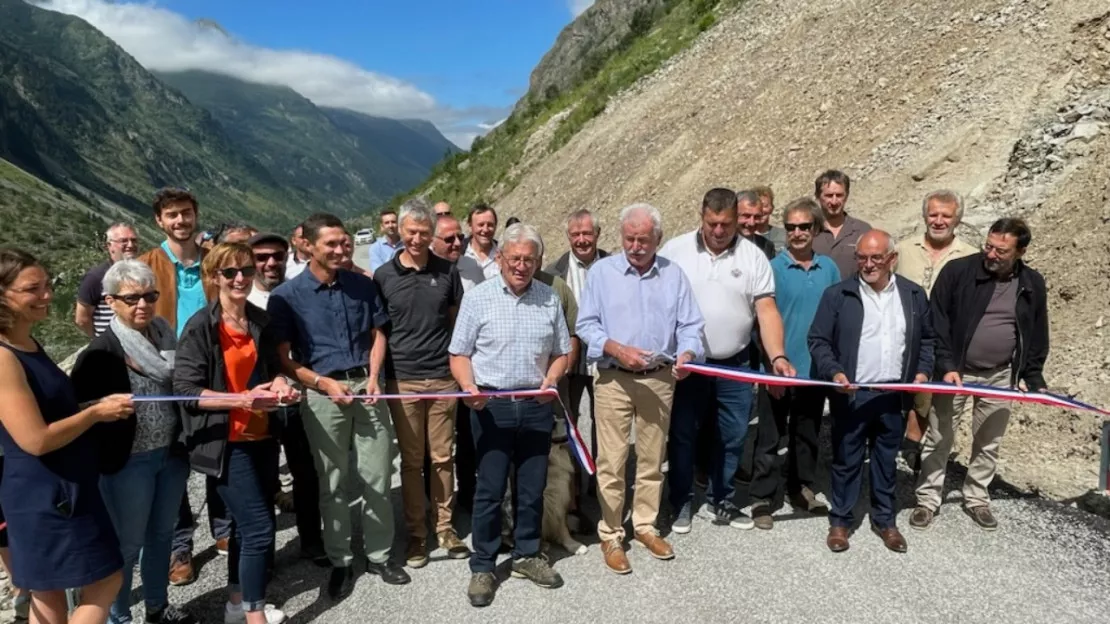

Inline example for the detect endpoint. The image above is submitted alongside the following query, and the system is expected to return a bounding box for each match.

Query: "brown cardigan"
[139,245,216,333]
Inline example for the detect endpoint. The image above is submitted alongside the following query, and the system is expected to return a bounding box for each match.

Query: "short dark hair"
[736,190,762,209]
[467,203,498,225]
[988,218,1032,249]
[152,187,198,218]
[505,216,521,228]
[0,248,43,332]
[701,188,737,214]
[380,209,397,219]
[814,170,851,197]
[301,213,345,243]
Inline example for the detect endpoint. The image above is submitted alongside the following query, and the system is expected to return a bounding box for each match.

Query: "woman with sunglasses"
[0,248,133,624]
[71,260,195,624]
[173,243,297,624]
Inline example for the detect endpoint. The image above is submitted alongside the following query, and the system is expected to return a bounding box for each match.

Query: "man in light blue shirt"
[748,197,841,528]
[367,208,403,274]
[576,203,705,574]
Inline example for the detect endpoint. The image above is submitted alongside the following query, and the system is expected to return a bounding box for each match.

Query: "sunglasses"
[111,291,160,306]
[438,234,462,244]
[784,223,814,232]
[254,251,287,263]
[219,266,257,280]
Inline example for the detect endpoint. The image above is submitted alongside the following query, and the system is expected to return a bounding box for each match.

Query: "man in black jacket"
[910,218,1049,532]
[808,230,934,554]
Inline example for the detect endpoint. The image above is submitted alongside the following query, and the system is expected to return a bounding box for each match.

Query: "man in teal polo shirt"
[748,197,841,529]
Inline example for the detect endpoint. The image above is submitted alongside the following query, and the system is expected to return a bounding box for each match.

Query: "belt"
[612,365,665,376]
[477,386,536,402]
[322,365,370,381]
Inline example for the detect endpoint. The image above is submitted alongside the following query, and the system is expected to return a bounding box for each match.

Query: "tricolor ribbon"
[680,362,1110,417]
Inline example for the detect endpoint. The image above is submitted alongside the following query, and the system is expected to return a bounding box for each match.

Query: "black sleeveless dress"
[0,341,122,591]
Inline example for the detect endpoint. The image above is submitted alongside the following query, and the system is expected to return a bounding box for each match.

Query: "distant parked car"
[354,229,374,245]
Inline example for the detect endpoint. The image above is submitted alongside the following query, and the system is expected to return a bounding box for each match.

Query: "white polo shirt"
[660,231,775,359]
[855,276,906,383]
[456,241,499,292]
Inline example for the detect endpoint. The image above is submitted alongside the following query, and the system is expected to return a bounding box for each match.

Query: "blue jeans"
[99,446,190,623]
[217,440,278,611]
[667,351,754,509]
[469,396,553,573]
[829,390,905,529]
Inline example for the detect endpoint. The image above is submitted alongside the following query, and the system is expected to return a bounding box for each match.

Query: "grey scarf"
[111,315,175,384]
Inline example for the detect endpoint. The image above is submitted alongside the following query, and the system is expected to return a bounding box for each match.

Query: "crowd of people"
[0,168,1050,622]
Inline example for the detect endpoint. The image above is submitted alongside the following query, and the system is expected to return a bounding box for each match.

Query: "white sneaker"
[224,602,287,624]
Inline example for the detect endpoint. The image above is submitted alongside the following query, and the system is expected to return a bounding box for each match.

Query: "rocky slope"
[485,0,1110,501]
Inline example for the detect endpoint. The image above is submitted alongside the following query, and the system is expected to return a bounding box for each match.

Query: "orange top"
[218,321,268,442]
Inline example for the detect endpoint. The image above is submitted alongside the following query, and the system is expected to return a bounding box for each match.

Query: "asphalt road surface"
[352,243,372,274]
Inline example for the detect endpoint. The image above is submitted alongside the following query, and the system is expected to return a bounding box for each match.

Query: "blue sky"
[37,0,597,146]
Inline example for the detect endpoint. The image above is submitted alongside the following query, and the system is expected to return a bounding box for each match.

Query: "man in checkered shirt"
[448,223,571,608]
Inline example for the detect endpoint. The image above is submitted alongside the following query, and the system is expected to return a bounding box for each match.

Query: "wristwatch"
[771,355,790,365]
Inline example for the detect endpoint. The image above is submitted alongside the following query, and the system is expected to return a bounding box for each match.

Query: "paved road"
[352,243,372,274]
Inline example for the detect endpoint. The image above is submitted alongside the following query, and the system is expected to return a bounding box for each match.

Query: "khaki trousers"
[915,365,1012,510]
[594,368,675,542]
[385,377,458,540]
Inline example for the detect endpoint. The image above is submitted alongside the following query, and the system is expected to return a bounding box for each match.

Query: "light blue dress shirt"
[368,236,403,273]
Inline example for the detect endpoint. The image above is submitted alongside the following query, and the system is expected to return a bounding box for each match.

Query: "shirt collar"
[377,236,402,249]
[858,273,897,294]
[497,273,533,298]
[694,231,739,257]
[779,249,826,269]
[301,266,344,291]
[616,251,660,277]
[161,240,197,270]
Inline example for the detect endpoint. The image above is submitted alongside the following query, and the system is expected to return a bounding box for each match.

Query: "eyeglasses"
[219,266,257,280]
[783,223,814,232]
[254,251,287,263]
[855,253,890,265]
[111,291,160,306]
[109,237,140,245]
[438,235,462,244]
[503,256,536,267]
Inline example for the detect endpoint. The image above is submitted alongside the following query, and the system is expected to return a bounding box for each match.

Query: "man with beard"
[752,185,786,252]
[138,188,226,586]
[910,218,1048,532]
[75,223,140,337]
[808,230,933,554]
[895,191,977,471]
[748,198,841,529]
[368,209,402,274]
[812,170,871,278]
[246,233,327,566]
[662,189,794,534]
[457,204,500,291]
[270,213,409,597]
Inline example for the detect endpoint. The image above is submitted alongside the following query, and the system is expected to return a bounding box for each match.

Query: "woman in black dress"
[0,249,134,624]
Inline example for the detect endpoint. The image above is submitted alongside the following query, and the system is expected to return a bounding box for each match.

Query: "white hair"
[501,223,544,259]
[619,202,663,238]
[399,198,433,228]
[102,259,156,295]
[921,189,964,222]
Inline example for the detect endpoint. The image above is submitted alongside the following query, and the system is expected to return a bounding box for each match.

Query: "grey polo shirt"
[813,213,871,278]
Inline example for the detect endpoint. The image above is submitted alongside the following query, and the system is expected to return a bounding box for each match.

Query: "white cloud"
[32,0,508,148]
[569,0,595,17]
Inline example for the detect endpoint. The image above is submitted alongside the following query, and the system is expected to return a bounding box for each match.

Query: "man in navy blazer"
[808,230,934,554]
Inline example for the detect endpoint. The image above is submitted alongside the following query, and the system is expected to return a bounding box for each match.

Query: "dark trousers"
[749,386,827,503]
[173,474,231,555]
[455,400,477,513]
[469,397,553,573]
[217,440,279,610]
[272,406,324,551]
[668,351,754,509]
[829,390,905,530]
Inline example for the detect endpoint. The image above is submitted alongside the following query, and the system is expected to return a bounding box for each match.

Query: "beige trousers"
[386,377,458,539]
[915,365,1012,510]
[593,368,675,542]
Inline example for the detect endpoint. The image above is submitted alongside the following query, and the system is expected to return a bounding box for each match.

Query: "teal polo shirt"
[161,241,207,337]
[769,250,841,378]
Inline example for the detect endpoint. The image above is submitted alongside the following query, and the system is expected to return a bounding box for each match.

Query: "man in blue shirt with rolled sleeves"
[269,213,410,598]
[748,197,842,529]
[576,203,705,575]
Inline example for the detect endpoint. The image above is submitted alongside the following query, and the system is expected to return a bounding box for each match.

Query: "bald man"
[807,230,934,554]
[433,202,452,217]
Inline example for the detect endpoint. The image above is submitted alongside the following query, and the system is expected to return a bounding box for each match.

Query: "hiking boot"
[909,506,935,531]
[701,501,754,530]
[147,604,196,624]
[168,552,195,586]
[438,528,471,559]
[467,572,497,607]
[671,501,693,534]
[405,538,429,568]
[751,502,774,530]
[965,505,999,531]
[510,556,564,588]
[790,487,829,514]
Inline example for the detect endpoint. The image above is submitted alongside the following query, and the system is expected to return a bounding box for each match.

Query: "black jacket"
[808,276,935,394]
[929,253,1049,390]
[71,321,181,474]
[173,300,284,477]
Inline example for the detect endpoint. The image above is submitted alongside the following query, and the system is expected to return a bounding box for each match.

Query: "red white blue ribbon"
[681,362,1110,417]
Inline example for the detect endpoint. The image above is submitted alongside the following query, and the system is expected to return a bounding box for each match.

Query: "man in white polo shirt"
[661,188,796,533]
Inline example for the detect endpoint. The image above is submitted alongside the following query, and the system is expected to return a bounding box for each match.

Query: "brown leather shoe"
[601,539,631,574]
[826,527,850,553]
[168,552,195,586]
[633,531,675,560]
[873,526,908,553]
[215,537,229,556]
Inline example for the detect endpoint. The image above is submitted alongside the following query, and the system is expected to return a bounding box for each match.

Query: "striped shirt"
[449,275,571,390]
[77,261,114,337]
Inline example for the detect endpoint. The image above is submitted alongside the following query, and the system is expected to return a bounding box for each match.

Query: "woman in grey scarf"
[71,260,195,624]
